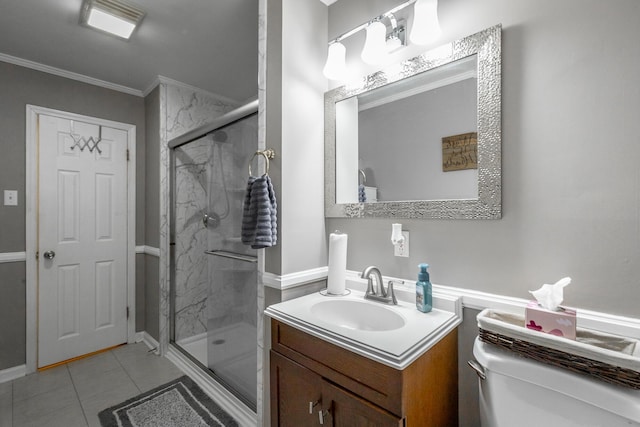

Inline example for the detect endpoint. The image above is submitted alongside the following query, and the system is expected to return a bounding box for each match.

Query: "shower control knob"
[43,250,56,260]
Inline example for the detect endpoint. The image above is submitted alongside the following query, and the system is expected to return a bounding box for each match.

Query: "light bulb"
[410,0,441,45]
[361,21,388,65]
[323,42,347,80]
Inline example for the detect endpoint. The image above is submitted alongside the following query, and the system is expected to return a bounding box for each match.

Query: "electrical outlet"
[4,190,18,206]
[393,231,410,257]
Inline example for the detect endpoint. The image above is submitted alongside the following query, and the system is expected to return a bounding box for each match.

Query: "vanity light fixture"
[361,20,388,65]
[409,0,442,45]
[323,42,347,80]
[322,0,440,80]
[80,0,145,40]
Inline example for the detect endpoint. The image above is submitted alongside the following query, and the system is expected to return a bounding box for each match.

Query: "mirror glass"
[325,25,502,219]
[335,55,478,203]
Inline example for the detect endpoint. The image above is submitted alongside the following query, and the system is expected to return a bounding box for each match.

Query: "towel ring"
[359,169,366,185]
[248,148,276,176]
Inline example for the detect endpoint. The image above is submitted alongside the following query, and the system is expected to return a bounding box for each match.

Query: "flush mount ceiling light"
[80,0,145,40]
[322,0,441,81]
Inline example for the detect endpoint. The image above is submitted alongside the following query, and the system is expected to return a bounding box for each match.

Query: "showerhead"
[211,130,228,143]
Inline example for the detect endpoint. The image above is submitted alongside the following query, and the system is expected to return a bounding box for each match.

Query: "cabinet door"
[270,350,323,427]
[322,380,404,427]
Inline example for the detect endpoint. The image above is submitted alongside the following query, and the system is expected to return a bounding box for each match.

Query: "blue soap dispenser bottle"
[416,263,432,313]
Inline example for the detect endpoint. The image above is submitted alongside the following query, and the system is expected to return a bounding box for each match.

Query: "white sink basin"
[310,299,406,331]
[264,284,462,369]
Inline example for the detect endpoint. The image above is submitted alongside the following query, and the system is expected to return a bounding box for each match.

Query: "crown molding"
[0,52,143,97]
[143,75,241,106]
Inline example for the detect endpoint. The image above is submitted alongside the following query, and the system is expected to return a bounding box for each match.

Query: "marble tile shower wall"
[173,95,259,343]
[165,85,236,141]
[174,138,211,342]
[166,83,237,344]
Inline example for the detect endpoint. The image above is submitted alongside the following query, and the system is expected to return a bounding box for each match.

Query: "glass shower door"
[206,253,257,404]
[171,112,258,410]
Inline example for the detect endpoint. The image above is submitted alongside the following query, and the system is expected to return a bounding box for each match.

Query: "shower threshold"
[176,322,257,406]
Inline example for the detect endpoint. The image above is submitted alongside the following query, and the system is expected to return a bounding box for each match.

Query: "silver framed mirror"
[325,24,501,219]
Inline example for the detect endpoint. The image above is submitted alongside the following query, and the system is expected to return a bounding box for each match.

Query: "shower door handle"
[43,250,56,260]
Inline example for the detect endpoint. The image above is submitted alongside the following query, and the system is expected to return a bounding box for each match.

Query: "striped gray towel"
[241,175,277,249]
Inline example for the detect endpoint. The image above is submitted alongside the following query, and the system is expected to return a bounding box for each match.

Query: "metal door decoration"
[69,120,102,154]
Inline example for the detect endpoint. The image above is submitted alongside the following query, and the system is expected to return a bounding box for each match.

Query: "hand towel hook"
[248,148,276,176]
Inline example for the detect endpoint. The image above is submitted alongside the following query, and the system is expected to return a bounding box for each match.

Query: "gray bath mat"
[98,375,238,427]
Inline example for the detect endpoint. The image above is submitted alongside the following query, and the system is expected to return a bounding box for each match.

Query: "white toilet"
[472,337,640,426]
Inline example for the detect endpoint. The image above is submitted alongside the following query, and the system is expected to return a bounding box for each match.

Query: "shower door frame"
[167,100,260,412]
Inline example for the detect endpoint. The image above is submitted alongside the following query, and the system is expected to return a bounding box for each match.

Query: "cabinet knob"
[309,400,320,415]
[319,408,331,425]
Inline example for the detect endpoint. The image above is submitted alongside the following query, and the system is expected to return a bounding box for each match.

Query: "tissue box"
[525,301,576,340]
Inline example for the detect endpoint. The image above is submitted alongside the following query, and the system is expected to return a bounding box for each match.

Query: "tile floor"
[0,343,184,427]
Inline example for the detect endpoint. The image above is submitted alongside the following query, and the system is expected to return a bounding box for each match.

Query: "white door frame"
[25,105,136,374]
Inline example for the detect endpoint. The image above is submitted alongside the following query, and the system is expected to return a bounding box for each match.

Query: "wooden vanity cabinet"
[270,319,458,426]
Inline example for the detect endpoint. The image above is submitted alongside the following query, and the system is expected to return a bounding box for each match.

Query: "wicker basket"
[477,309,640,390]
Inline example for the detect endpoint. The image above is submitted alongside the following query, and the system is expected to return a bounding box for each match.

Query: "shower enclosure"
[169,106,258,410]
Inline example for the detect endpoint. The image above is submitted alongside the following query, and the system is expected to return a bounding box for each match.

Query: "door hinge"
[36,251,39,260]
[126,149,130,161]
[127,306,130,319]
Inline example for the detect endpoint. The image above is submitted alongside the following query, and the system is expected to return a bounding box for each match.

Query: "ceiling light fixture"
[322,0,441,81]
[80,0,145,40]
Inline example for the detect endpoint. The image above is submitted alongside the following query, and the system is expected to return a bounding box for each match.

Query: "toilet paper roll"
[327,232,348,295]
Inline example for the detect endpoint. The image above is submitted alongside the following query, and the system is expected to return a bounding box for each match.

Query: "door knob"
[43,250,56,260]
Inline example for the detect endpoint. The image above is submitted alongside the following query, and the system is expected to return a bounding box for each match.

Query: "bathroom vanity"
[265,285,462,426]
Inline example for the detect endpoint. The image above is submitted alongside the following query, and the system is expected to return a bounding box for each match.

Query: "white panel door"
[38,114,128,367]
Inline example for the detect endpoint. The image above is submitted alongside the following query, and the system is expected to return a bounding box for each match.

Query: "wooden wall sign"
[442,132,478,172]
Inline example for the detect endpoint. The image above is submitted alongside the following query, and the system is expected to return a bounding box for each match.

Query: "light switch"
[4,190,18,206]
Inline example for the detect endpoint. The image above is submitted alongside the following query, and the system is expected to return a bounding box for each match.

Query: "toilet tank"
[473,337,640,427]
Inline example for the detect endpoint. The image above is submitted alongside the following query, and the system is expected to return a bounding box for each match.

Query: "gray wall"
[326,1,640,425]
[0,61,146,369]
[0,263,26,369]
[328,0,640,318]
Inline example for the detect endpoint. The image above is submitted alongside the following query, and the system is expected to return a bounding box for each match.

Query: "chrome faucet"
[360,266,398,305]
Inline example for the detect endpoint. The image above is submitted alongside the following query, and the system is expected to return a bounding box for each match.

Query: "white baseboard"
[0,248,159,263]
[431,283,640,339]
[138,331,160,354]
[0,252,27,263]
[0,364,26,383]
[263,266,328,290]
[135,246,160,257]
